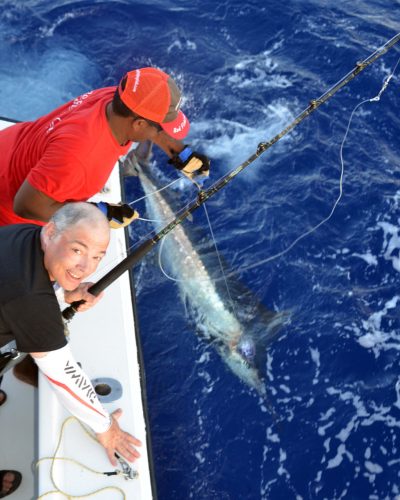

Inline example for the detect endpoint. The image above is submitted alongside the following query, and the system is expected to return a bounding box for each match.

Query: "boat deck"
[0,373,36,499]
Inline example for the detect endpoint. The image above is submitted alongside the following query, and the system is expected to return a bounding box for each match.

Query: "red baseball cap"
[118,67,190,140]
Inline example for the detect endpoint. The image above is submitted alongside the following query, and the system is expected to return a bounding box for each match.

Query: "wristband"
[178,146,193,163]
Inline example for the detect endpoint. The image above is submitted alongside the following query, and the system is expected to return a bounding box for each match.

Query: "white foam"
[378,221,400,272]
[327,443,353,469]
[266,427,280,443]
[39,12,82,38]
[167,39,197,53]
[197,352,211,364]
[277,448,288,476]
[352,252,378,266]
[319,382,400,491]
[222,48,292,90]
[395,378,400,410]
[364,461,383,474]
[358,296,400,355]
[320,407,336,421]
[323,438,331,454]
[336,415,358,442]
[194,452,205,464]
[189,102,295,176]
[310,346,320,385]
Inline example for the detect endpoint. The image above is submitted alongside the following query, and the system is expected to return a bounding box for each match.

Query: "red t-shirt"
[0,87,131,225]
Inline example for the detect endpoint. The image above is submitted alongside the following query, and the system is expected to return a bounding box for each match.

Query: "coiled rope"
[36,417,130,499]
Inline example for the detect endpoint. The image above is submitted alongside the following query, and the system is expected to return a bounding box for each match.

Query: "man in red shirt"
[0,67,210,227]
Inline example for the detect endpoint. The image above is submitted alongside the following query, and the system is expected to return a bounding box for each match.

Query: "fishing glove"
[168,146,210,181]
[92,201,139,229]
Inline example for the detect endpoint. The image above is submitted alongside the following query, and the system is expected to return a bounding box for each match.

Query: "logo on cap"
[132,70,141,93]
[173,114,187,134]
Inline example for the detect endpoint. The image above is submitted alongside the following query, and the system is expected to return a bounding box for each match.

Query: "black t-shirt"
[0,224,67,352]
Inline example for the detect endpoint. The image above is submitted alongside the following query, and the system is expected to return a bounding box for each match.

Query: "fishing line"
[88,170,194,278]
[157,237,170,280]
[202,202,238,314]
[89,194,200,282]
[138,216,171,223]
[87,219,175,281]
[221,53,400,278]
[93,51,399,288]
[156,201,239,315]
[156,52,400,284]
[92,49,399,290]
[184,58,400,281]
[127,177,180,205]
[86,223,163,282]
[63,32,400,320]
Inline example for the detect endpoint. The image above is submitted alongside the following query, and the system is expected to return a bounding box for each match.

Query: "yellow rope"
[36,416,127,499]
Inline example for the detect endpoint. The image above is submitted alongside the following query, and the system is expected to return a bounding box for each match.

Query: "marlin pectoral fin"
[121,141,154,178]
[121,151,140,177]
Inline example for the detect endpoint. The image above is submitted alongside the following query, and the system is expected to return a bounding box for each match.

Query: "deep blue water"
[1,1,400,499]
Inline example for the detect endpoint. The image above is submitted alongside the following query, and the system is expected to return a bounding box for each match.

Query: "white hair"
[48,202,109,234]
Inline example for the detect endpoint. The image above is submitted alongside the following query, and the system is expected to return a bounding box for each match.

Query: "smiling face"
[42,220,110,290]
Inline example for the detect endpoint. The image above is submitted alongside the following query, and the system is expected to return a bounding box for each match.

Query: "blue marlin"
[122,143,286,397]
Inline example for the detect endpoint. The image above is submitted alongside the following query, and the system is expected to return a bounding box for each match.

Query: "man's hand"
[93,201,139,229]
[64,282,103,312]
[96,409,142,465]
[168,146,210,181]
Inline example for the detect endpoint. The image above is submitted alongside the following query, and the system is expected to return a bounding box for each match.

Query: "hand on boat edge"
[96,408,142,466]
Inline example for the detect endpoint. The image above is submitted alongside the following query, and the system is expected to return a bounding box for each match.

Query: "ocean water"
[1,1,400,499]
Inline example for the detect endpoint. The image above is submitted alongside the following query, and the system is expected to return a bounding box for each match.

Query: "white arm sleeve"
[33,344,112,434]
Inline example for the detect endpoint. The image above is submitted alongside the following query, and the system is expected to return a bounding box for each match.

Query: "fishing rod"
[62,31,400,321]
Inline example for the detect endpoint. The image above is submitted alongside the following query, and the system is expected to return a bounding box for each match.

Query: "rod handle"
[62,300,85,321]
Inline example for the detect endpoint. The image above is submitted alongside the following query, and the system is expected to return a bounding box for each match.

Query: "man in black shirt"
[0,202,141,498]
